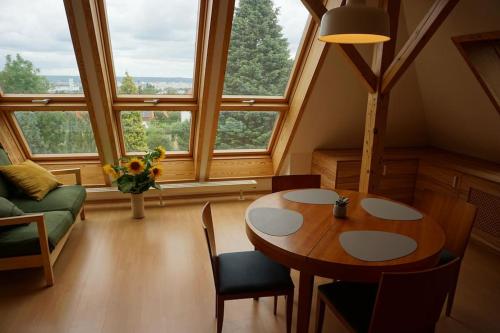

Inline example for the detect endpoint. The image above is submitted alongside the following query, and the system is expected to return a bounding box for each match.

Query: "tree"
[119,72,138,94]
[0,54,50,93]
[223,0,293,96]
[138,83,158,94]
[215,111,277,150]
[118,73,148,151]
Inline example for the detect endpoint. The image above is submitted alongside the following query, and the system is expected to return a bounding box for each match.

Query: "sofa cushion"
[11,185,86,219]
[0,197,25,232]
[0,160,61,201]
[0,148,11,198]
[0,210,74,258]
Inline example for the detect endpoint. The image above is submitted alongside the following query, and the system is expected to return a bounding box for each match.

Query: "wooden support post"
[359,0,400,193]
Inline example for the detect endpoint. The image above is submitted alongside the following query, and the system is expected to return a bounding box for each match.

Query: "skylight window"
[0,0,82,95]
[223,0,310,97]
[104,0,200,97]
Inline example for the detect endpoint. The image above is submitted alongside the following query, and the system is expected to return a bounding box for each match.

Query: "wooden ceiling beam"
[300,0,327,22]
[381,0,460,93]
[301,0,377,93]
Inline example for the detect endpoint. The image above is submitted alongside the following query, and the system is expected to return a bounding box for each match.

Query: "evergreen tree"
[223,0,293,96]
[119,72,138,94]
[215,111,277,149]
[118,73,148,151]
[0,54,50,93]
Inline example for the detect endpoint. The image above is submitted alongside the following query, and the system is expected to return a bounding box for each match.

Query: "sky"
[0,0,310,79]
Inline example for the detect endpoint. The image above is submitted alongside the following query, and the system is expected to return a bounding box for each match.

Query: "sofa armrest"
[50,168,82,185]
[0,213,54,285]
[0,213,45,227]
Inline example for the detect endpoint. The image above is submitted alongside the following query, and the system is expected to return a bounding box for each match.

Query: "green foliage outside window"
[14,112,97,154]
[0,54,50,94]
[223,0,293,96]
[120,111,191,153]
[215,111,278,150]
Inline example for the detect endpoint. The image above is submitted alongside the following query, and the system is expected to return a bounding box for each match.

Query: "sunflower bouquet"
[103,146,166,194]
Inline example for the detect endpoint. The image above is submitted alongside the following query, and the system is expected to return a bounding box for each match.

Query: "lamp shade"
[319,0,390,44]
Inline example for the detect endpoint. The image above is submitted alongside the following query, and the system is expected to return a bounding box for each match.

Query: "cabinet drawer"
[336,161,361,190]
[418,162,462,190]
[382,159,418,176]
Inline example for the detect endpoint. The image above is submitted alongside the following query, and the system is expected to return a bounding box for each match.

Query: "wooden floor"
[0,200,499,333]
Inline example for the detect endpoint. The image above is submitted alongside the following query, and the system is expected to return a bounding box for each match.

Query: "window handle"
[242,99,255,105]
[144,99,159,105]
[31,99,50,104]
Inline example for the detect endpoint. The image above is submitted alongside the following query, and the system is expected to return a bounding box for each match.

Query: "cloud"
[0,0,310,78]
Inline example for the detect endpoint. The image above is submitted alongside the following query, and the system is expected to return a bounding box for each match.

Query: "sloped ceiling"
[405,0,500,163]
[285,0,500,174]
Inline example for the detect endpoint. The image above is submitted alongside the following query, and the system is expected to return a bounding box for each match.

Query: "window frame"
[97,0,207,103]
[221,10,314,103]
[114,106,197,159]
[212,104,286,157]
[4,107,100,161]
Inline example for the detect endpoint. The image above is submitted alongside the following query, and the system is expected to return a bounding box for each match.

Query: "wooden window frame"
[96,0,207,103]
[221,13,315,103]
[212,104,287,157]
[114,106,197,159]
[452,30,500,115]
[2,108,100,162]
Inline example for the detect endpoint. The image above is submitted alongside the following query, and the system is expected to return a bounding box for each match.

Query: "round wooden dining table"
[245,189,445,333]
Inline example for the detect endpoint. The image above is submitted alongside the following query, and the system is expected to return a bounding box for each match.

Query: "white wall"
[405,0,500,163]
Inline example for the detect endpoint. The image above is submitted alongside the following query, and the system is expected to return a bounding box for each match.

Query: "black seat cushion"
[217,251,293,295]
[319,282,378,333]
[438,248,457,265]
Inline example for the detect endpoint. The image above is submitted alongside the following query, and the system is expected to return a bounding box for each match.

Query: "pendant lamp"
[319,0,390,44]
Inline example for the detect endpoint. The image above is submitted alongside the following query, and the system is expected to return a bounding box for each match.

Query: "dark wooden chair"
[201,202,294,333]
[271,174,321,193]
[413,190,477,315]
[314,258,461,333]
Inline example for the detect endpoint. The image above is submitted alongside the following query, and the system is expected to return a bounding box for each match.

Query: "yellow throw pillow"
[0,160,61,201]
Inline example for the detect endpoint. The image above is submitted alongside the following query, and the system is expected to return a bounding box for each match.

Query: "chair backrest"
[271,174,321,193]
[201,202,218,288]
[369,258,461,333]
[414,190,477,257]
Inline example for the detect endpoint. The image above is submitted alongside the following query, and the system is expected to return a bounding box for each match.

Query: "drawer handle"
[452,175,458,188]
[382,165,387,176]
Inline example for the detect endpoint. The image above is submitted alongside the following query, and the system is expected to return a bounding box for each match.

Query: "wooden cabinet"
[312,148,500,252]
[312,150,418,204]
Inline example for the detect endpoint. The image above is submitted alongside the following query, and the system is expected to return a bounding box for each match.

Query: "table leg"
[296,271,314,333]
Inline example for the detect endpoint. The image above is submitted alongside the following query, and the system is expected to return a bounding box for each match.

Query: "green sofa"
[0,146,86,286]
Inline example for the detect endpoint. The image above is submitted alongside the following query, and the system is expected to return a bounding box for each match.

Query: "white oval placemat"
[283,189,339,205]
[361,198,423,220]
[339,231,417,262]
[248,207,303,236]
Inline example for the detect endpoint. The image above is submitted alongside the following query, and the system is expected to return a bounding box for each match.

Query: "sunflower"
[126,157,145,175]
[150,164,163,179]
[103,164,118,179]
[155,146,167,159]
